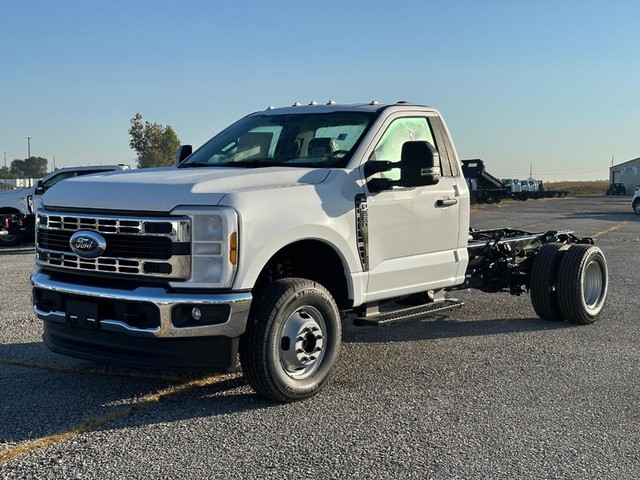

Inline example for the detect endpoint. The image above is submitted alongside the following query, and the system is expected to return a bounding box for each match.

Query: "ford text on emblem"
[69,231,107,258]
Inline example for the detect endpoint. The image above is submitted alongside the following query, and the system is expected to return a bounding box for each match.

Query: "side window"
[369,117,437,180]
[41,169,112,192]
[428,116,459,177]
[42,171,77,190]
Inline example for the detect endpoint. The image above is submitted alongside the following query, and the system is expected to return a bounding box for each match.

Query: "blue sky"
[2,0,639,181]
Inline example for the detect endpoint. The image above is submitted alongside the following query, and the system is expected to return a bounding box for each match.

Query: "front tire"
[633,199,640,215]
[240,278,341,402]
[556,245,608,324]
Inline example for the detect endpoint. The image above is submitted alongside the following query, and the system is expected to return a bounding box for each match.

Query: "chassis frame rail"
[462,228,594,295]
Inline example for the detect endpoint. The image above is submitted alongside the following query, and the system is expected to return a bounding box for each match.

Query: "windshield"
[180,112,376,169]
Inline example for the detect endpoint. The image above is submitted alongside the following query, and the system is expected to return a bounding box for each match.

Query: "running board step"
[354,299,464,326]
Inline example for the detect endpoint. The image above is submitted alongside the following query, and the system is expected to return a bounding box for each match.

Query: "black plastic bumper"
[43,321,239,372]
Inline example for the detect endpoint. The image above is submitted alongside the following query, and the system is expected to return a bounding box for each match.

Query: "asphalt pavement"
[0,196,638,479]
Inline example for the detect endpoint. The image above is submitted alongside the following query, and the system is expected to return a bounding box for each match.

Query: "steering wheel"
[328,150,349,158]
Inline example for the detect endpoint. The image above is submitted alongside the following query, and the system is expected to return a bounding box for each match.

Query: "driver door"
[363,115,462,301]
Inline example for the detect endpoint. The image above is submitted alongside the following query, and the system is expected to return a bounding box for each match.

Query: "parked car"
[633,186,640,215]
[606,183,626,195]
[0,164,130,246]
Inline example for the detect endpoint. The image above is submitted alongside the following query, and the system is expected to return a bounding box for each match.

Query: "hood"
[0,187,32,214]
[41,167,330,212]
[0,187,31,198]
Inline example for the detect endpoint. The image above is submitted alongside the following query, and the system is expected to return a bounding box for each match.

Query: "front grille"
[38,230,185,259]
[36,211,191,280]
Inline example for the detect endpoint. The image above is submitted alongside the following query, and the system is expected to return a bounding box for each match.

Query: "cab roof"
[253,101,436,116]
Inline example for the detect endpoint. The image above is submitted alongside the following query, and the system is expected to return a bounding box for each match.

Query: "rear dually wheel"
[556,245,608,324]
[530,243,569,321]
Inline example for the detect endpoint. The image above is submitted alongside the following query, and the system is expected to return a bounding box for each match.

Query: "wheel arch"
[249,238,354,310]
[0,207,22,215]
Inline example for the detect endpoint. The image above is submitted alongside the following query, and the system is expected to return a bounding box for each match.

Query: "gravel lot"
[1,196,638,479]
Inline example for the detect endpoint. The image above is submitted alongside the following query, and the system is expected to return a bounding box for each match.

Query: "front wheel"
[239,278,341,402]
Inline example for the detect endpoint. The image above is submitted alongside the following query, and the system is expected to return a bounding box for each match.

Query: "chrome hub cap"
[583,260,604,312]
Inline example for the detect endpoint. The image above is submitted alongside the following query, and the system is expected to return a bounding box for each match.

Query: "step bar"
[354,299,464,326]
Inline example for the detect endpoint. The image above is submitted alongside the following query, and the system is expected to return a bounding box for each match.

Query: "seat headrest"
[308,137,338,156]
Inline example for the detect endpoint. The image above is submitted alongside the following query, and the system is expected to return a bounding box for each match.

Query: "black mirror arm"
[364,160,395,176]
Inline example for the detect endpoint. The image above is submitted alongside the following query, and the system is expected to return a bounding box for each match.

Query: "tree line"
[0,157,48,179]
[1,114,181,179]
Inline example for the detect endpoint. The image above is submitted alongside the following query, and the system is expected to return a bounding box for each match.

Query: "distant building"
[0,178,41,189]
[609,158,640,194]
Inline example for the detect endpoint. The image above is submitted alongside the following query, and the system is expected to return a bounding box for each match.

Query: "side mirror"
[174,145,193,166]
[34,180,45,195]
[400,141,440,187]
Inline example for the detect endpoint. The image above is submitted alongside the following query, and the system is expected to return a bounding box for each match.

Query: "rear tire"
[556,245,608,324]
[633,199,640,215]
[239,278,341,402]
[530,243,569,321]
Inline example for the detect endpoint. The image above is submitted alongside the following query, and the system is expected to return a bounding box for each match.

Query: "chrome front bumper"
[32,272,252,339]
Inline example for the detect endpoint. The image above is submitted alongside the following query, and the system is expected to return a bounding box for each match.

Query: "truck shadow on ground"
[341,313,574,344]
[0,342,272,448]
[0,313,577,447]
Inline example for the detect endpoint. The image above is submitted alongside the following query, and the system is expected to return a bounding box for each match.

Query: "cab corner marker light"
[229,232,238,265]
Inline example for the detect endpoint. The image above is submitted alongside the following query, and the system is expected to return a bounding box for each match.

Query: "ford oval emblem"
[69,230,106,258]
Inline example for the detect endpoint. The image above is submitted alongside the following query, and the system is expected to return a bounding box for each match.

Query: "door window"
[369,117,436,180]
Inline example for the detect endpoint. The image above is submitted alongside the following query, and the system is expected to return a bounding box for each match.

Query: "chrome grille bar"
[36,210,191,280]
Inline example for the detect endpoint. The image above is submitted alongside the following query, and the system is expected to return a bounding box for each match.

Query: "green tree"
[10,157,48,178]
[128,113,181,168]
[0,166,16,179]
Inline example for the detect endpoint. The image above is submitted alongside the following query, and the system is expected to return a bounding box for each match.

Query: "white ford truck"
[32,102,608,401]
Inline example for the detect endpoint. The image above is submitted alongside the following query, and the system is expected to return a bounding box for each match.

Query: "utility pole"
[3,152,6,189]
[529,162,533,180]
[53,156,56,172]
[26,137,32,187]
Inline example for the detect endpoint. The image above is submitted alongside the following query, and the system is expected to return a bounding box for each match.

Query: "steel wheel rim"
[279,306,327,380]
[583,259,604,311]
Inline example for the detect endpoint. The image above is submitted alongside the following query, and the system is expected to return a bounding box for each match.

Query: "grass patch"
[544,180,608,196]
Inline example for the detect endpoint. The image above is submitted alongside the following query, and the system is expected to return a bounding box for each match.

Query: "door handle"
[436,198,458,207]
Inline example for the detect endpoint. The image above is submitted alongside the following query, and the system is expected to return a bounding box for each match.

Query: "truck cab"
[32,102,469,397]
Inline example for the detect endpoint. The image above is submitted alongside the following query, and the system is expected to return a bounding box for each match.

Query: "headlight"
[170,206,239,288]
